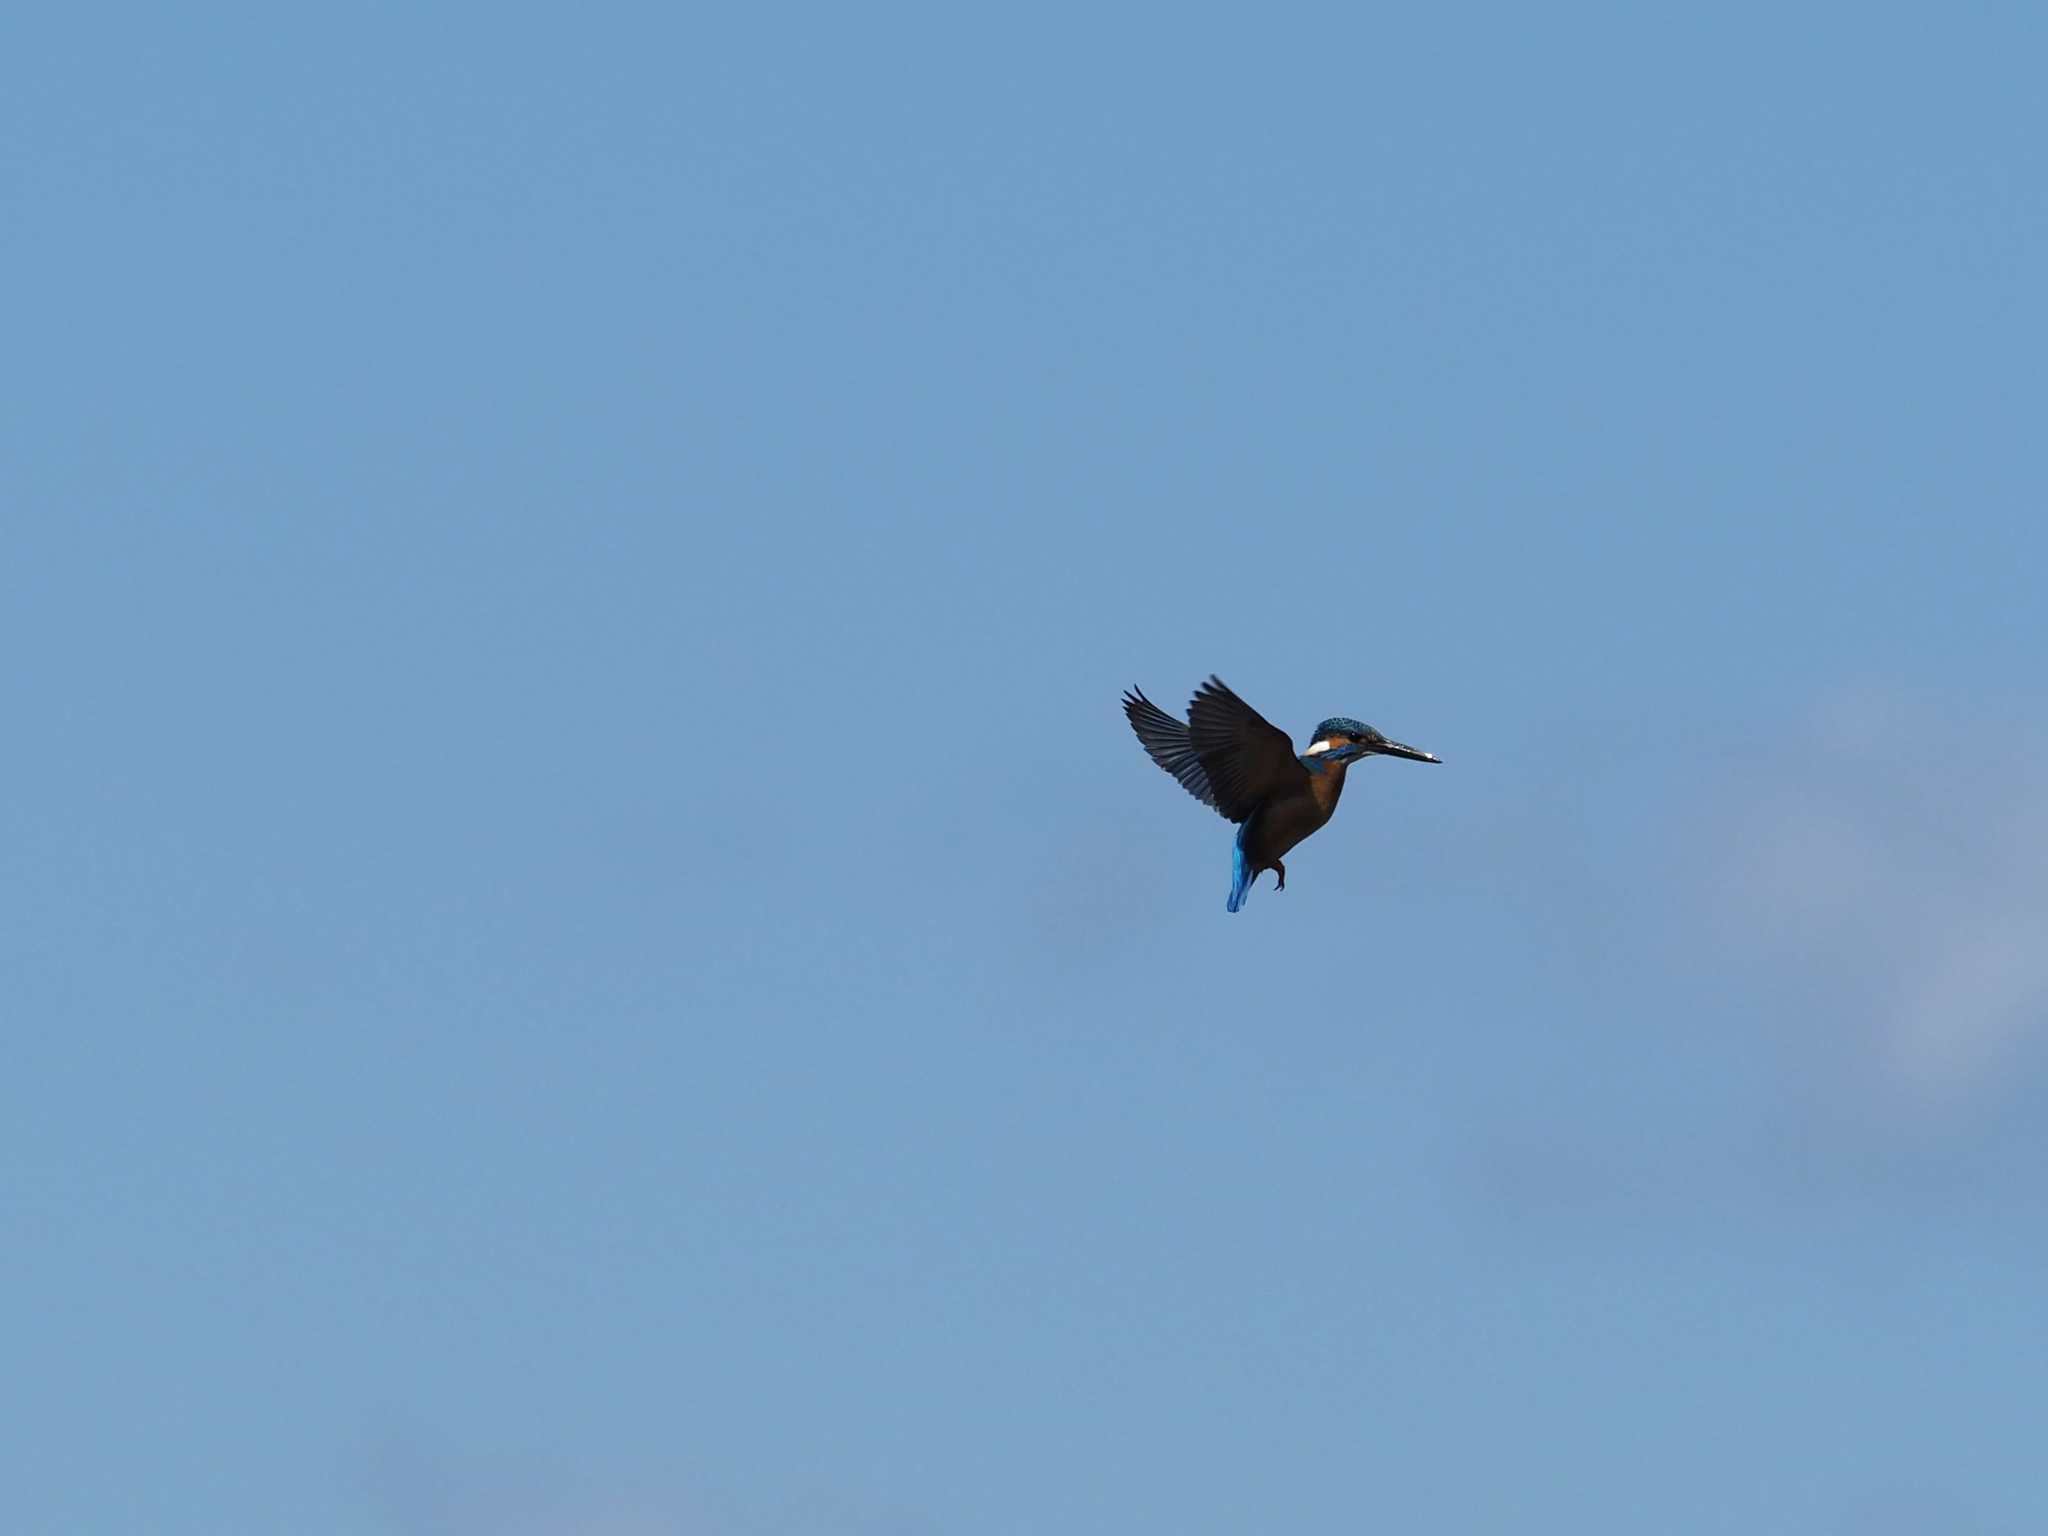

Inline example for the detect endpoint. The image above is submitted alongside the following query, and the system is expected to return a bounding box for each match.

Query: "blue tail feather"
[1226,827,1256,912]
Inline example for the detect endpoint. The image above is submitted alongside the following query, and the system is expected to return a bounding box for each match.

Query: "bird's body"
[1123,676,1439,911]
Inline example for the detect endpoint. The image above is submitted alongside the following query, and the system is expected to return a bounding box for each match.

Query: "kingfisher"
[1123,675,1440,912]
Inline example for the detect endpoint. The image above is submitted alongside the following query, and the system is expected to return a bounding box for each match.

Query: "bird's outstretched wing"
[1123,676,1307,824]
[1123,686,1222,814]
[1184,675,1307,821]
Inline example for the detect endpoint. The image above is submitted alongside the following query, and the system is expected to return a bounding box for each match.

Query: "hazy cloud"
[1712,689,2048,1114]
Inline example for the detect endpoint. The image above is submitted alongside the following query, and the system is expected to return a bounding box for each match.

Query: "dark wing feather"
[1123,686,1225,816]
[1124,677,1307,825]
[1183,675,1307,823]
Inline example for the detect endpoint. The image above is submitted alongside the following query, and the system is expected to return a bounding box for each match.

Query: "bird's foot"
[1273,860,1286,892]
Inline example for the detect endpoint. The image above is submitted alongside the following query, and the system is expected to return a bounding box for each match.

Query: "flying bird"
[1123,675,1440,912]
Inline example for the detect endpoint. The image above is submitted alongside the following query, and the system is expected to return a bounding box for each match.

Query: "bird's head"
[1304,717,1441,765]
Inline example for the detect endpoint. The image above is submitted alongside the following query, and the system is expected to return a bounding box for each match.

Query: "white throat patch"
[1305,738,1338,755]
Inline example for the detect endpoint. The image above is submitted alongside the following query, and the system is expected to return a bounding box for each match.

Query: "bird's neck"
[1300,752,1351,813]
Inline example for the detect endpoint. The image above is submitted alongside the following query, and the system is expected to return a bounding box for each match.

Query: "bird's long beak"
[1374,739,1441,764]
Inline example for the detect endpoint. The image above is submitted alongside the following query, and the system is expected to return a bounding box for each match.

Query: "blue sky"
[6,5,2046,1532]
